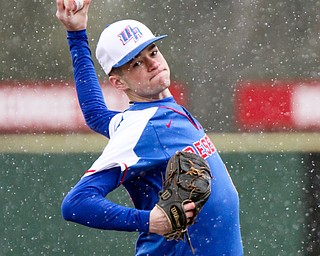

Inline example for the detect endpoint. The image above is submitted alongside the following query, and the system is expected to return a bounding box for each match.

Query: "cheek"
[131,72,146,82]
[125,74,144,87]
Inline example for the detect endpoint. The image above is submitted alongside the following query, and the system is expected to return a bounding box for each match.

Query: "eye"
[133,61,142,67]
[151,50,158,56]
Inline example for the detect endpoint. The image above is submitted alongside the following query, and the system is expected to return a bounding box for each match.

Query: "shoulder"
[108,107,159,138]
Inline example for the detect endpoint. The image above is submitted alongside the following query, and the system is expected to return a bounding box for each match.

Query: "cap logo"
[118,25,143,45]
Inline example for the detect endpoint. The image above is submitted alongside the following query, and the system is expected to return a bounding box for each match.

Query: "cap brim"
[113,35,167,68]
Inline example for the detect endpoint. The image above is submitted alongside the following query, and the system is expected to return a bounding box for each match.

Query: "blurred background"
[1,0,320,255]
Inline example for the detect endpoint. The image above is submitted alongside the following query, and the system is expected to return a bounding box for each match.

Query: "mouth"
[150,69,166,81]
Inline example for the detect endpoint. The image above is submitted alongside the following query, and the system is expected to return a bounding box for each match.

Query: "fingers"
[78,0,91,17]
[184,201,196,211]
[183,201,196,223]
[56,0,65,19]
[56,0,90,31]
[56,0,64,11]
[56,0,72,22]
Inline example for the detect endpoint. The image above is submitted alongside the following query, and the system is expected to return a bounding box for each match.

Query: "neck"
[126,89,172,103]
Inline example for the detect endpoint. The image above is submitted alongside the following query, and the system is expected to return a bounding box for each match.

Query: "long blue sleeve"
[62,30,151,233]
[67,30,120,137]
[61,167,150,232]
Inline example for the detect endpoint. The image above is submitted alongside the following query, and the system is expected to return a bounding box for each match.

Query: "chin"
[160,75,171,88]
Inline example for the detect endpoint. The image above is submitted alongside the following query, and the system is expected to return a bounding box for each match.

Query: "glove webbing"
[185,229,195,255]
[165,227,195,255]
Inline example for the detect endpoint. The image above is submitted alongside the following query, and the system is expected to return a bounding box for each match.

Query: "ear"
[109,75,128,91]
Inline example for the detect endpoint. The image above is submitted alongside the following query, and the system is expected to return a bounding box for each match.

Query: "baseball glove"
[156,151,212,242]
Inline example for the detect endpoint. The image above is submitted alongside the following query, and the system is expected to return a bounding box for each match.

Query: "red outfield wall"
[0,81,187,133]
[2,80,320,133]
[235,80,320,131]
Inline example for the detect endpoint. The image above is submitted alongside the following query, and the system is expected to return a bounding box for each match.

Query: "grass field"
[1,132,316,255]
[1,132,320,153]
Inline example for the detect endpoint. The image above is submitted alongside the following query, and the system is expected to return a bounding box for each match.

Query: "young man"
[56,0,243,255]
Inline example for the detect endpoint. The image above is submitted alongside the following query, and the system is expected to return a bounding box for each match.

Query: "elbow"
[84,118,97,131]
[61,194,75,221]
[83,114,109,137]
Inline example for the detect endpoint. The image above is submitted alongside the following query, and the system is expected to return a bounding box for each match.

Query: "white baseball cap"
[96,19,167,75]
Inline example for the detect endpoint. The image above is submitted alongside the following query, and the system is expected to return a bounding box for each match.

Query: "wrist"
[67,29,87,38]
[139,210,151,233]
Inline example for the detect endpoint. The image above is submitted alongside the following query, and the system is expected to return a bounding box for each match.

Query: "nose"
[147,58,160,71]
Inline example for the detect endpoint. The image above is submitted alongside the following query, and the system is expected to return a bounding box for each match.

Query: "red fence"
[235,80,320,131]
[0,81,187,133]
